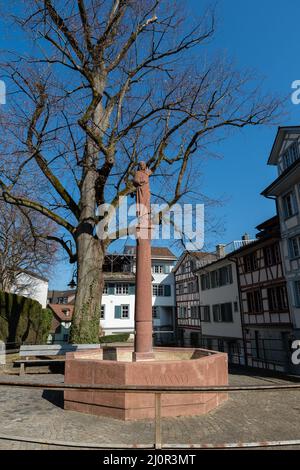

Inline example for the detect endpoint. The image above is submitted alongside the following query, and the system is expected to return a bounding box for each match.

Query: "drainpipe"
[228,256,248,368]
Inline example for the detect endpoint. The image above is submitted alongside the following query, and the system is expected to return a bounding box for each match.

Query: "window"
[247,290,263,313]
[103,285,108,294]
[178,306,187,318]
[115,284,129,295]
[282,142,299,170]
[121,305,129,319]
[178,283,185,295]
[153,265,163,274]
[294,281,300,307]
[213,304,221,322]
[200,273,210,291]
[62,308,70,317]
[282,191,298,219]
[244,253,258,273]
[100,305,105,319]
[210,270,219,288]
[267,286,288,312]
[264,243,281,266]
[153,284,164,296]
[190,306,200,319]
[218,265,233,286]
[188,282,194,294]
[57,297,68,304]
[289,235,300,259]
[222,303,233,322]
[201,266,233,290]
[183,261,191,273]
[201,306,211,322]
[153,284,171,296]
[213,303,233,322]
[152,306,160,319]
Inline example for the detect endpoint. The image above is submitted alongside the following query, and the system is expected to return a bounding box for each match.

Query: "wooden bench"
[15,344,101,375]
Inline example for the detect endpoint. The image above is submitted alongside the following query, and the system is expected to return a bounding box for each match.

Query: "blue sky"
[2,1,300,289]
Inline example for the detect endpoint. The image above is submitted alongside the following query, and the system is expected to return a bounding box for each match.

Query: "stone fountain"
[64,162,228,420]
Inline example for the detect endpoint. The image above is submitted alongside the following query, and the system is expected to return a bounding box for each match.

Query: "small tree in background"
[0,201,57,292]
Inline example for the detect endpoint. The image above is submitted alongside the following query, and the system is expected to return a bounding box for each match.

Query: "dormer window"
[282,142,299,171]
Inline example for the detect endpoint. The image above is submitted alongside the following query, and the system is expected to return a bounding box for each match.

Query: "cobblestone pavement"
[0,369,300,450]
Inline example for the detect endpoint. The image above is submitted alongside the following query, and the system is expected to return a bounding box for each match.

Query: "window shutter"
[108,283,115,295]
[129,284,135,295]
[164,264,169,274]
[114,305,121,318]
[164,285,171,296]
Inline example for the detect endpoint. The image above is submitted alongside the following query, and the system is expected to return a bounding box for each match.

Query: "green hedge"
[0,290,52,345]
[99,333,130,344]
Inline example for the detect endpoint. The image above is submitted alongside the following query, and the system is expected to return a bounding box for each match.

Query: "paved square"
[0,369,299,449]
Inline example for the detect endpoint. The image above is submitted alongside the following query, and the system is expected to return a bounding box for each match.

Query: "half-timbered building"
[262,127,300,368]
[232,216,293,373]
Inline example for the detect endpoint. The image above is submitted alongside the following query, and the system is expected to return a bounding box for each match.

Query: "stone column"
[133,228,154,361]
[132,161,154,362]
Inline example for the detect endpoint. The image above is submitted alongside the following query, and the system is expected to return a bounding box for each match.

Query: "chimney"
[242,233,250,242]
[216,244,226,259]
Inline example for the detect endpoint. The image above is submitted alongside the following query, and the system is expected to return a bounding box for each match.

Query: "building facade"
[48,304,74,343]
[48,246,177,344]
[232,217,293,373]
[10,270,49,308]
[262,127,300,354]
[174,251,217,347]
[196,256,245,365]
[47,289,76,305]
[101,246,177,344]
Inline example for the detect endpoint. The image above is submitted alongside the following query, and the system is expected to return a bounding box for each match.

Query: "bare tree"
[0,201,57,292]
[0,1,280,342]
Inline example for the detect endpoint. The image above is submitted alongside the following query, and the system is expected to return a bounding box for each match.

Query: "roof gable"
[268,126,300,165]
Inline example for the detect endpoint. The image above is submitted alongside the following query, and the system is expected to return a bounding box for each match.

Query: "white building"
[196,248,246,365]
[10,270,49,308]
[100,246,177,344]
[262,127,300,346]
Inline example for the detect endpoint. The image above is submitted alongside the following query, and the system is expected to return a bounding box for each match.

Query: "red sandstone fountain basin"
[64,347,228,420]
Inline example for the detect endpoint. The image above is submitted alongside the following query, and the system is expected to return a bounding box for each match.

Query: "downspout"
[228,255,248,367]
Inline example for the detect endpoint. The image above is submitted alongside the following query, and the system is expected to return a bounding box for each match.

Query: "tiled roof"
[48,304,74,322]
[104,272,136,281]
[173,251,216,272]
[47,290,76,297]
[124,246,177,259]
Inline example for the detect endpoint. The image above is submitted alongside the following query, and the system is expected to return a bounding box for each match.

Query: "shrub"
[99,333,130,344]
[0,290,52,345]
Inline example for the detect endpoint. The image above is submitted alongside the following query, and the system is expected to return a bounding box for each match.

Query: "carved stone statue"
[133,161,152,225]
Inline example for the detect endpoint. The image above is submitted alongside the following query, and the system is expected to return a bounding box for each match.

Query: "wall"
[199,259,243,339]
[278,179,300,329]
[10,273,48,308]
[101,259,176,336]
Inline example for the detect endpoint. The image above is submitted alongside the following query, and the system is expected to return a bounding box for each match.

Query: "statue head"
[139,161,147,171]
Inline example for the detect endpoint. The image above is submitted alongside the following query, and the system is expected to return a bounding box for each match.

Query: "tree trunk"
[70,71,108,344]
[70,233,104,344]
